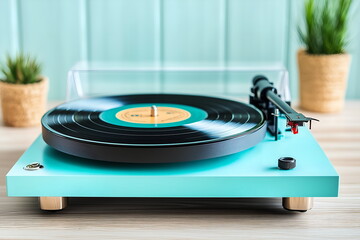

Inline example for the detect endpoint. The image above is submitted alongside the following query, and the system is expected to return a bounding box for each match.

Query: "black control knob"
[278,157,296,170]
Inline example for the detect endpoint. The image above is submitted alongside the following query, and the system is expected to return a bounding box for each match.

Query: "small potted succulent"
[0,54,48,127]
[297,0,352,113]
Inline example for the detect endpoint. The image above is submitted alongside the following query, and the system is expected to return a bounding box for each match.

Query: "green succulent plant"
[0,53,42,84]
[298,0,352,55]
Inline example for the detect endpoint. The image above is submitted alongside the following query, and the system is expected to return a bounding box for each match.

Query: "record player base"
[6,118,338,213]
[38,197,313,212]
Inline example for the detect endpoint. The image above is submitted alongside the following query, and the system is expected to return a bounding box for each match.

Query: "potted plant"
[0,54,48,127]
[297,0,352,113]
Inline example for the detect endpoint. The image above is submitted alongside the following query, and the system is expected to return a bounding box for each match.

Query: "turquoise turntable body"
[6,69,339,212]
[6,117,338,210]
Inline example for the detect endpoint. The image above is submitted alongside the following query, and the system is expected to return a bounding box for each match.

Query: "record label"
[99,103,208,128]
[116,106,191,124]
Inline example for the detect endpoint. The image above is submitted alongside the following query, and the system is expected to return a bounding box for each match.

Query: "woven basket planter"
[0,77,48,127]
[297,49,351,113]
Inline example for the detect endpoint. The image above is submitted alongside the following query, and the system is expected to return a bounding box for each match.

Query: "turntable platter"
[41,94,266,163]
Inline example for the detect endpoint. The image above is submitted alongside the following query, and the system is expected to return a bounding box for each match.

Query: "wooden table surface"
[0,102,359,240]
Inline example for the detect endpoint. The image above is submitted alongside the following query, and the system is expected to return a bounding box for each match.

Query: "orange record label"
[116,106,191,124]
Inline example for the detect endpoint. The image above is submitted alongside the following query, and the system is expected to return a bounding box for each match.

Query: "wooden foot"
[282,197,313,212]
[39,197,67,210]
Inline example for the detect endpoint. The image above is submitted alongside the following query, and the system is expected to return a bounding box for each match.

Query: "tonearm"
[250,75,318,140]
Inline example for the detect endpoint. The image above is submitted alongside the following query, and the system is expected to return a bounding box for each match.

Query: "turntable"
[6,67,339,212]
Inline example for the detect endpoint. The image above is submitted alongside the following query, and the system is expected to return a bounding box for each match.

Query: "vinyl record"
[41,94,267,163]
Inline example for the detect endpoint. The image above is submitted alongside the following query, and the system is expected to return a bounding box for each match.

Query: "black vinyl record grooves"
[42,94,267,163]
